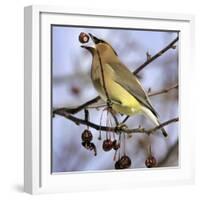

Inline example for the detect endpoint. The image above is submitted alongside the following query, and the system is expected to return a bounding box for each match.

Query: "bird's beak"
[80,45,94,54]
[88,33,101,44]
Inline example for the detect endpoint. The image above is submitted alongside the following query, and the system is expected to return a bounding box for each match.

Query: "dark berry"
[81,141,90,150]
[81,129,93,142]
[119,155,132,169]
[145,156,157,168]
[79,32,89,43]
[115,160,122,169]
[114,155,132,169]
[102,139,113,151]
[112,140,120,150]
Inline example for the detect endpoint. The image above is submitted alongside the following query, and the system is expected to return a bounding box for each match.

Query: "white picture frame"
[24,5,195,194]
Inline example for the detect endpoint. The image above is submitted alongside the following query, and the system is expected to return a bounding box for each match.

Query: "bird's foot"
[115,123,127,132]
[106,99,113,109]
[115,123,132,138]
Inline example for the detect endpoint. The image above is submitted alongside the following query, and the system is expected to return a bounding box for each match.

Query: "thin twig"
[133,36,179,75]
[110,110,119,125]
[148,84,178,97]
[53,96,100,115]
[121,118,179,134]
[144,118,178,134]
[122,115,130,124]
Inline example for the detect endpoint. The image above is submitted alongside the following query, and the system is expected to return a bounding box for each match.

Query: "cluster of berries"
[81,127,157,169]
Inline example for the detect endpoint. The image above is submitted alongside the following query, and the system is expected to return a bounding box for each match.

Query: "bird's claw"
[115,123,127,132]
[106,99,113,108]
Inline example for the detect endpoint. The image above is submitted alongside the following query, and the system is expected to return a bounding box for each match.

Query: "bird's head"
[81,33,118,61]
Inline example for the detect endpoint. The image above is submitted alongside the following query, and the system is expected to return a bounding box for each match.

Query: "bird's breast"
[90,62,111,101]
[91,66,104,98]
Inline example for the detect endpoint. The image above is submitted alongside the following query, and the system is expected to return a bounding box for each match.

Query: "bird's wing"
[107,62,158,117]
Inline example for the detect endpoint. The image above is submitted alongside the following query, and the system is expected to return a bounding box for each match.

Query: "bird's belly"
[112,104,139,116]
[92,77,141,116]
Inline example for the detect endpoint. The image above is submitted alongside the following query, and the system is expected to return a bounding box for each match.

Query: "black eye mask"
[89,33,118,56]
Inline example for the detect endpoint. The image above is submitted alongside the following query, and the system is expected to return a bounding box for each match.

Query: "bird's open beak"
[80,45,94,54]
[80,33,100,53]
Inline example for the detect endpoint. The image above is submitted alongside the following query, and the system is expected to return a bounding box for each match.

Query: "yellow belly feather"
[91,63,141,115]
[106,79,141,115]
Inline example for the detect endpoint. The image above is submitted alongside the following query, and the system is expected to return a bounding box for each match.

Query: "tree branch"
[53,96,100,115]
[148,84,178,97]
[133,36,179,75]
[53,107,178,135]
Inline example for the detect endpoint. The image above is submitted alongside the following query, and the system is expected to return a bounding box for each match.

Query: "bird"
[81,33,168,137]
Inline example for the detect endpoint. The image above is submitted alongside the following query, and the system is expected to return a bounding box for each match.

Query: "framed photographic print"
[24,5,195,194]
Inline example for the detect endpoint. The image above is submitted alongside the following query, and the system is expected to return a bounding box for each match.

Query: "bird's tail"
[141,106,168,137]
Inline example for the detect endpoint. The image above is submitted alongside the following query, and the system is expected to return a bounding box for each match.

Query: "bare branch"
[144,118,178,134]
[53,96,100,115]
[121,118,178,134]
[133,36,179,75]
[53,107,178,135]
[53,108,113,131]
[148,84,178,97]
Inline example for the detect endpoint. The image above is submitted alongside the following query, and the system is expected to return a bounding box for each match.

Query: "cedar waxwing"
[81,33,168,137]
